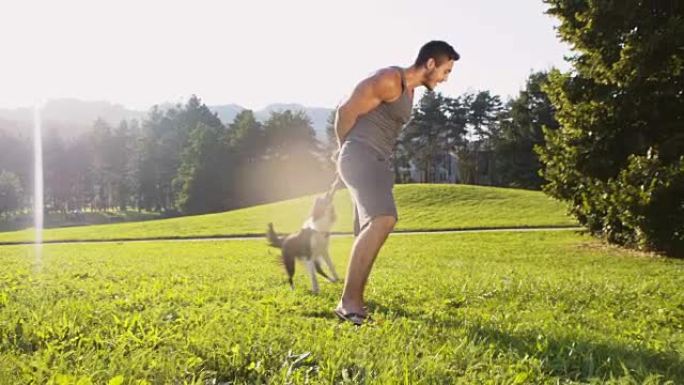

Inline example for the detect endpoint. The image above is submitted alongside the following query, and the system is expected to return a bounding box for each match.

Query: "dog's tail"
[266,222,283,248]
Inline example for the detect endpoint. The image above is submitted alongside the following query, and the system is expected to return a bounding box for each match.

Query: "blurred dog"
[266,195,339,293]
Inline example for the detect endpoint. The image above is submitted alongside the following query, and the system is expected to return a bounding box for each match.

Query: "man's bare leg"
[336,215,396,316]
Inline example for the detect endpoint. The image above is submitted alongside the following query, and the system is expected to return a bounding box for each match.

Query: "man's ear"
[425,58,436,71]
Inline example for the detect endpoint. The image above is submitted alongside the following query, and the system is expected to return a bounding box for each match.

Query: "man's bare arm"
[334,69,402,147]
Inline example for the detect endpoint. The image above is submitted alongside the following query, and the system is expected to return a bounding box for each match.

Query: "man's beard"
[423,69,436,91]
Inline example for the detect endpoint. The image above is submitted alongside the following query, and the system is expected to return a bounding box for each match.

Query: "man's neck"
[402,65,425,90]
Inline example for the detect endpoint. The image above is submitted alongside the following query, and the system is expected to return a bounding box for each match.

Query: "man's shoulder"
[371,67,402,85]
[366,67,403,98]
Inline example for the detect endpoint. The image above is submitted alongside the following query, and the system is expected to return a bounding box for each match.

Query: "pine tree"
[540,0,684,256]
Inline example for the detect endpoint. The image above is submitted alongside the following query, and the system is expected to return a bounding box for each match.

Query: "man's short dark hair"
[415,41,460,67]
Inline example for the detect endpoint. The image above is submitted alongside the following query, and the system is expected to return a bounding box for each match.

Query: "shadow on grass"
[373,303,684,383]
[300,309,338,320]
[468,322,684,383]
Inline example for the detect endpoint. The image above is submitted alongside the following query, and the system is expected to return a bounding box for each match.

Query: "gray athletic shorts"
[337,140,398,236]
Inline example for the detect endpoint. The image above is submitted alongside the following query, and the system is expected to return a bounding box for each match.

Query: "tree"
[90,118,118,211]
[494,71,559,189]
[465,91,503,143]
[226,110,269,207]
[134,106,165,211]
[0,170,22,217]
[443,95,469,183]
[540,0,684,256]
[453,91,503,185]
[0,132,30,197]
[443,95,468,153]
[110,121,135,211]
[259,110,331,200]
[400,91,449,182]
[165,96,223,207]
[174,123,231,214]
[133,96,225,212]
[43,129,72,213]
[62,136,94,212]
[228,110,265,164]
[263,110,319,160]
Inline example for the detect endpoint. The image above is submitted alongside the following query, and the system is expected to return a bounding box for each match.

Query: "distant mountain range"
[0,99,334,141]
[0,99,146,140]
[209,103,333,140]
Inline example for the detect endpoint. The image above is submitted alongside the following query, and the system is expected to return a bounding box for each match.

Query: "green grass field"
[1,185,678,383]
[0,184,577,244]
[1,231,683,384]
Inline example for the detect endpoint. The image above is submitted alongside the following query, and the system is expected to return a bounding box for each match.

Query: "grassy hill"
[0,184,577,243]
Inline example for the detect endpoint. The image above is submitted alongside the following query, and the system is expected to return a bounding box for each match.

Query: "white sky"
[0,0,571,110]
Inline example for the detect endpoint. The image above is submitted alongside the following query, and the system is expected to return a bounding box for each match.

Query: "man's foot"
[336,301,367,318]
[334,307,366,326]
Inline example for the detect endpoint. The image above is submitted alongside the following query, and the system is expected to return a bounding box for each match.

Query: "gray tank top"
[344,66,413,157]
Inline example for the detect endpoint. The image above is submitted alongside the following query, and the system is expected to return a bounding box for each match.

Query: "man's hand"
[330,148,341,165]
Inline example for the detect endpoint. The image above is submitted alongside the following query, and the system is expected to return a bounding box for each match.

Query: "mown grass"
[1,230,682,384]
[0,184,576,243]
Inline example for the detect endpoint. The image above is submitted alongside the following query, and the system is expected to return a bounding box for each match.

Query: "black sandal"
[334,308,366,326]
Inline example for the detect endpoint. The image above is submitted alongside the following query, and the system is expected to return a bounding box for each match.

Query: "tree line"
[392,71,558,188]
[0,73,556,219]
[0,96,332,218]
[0,72,558,219]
